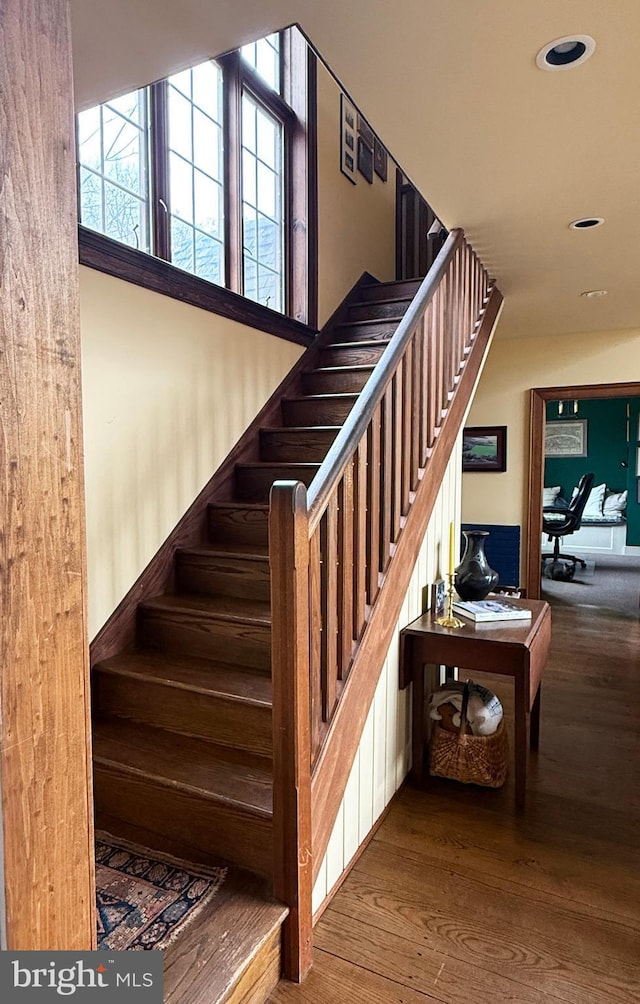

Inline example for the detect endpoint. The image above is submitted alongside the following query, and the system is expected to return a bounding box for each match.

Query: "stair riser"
[347,301,409,322]
[320,344,388,367]
[333,321,398,342]
[259,427,338,463]
[301,368,372,395]
[94,673,273,756]
[235,465,319,502]
[94,765,272,876]
[140,609,271,670]
[281,397,357,426]
[357,279,422,302]
[176,552,270,601]
[208,505,269,549]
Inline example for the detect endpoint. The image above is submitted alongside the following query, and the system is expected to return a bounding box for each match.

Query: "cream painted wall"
[317,63,397,326]
[462,326,640,572]
[312,440,462,914]
[80,267,303,638]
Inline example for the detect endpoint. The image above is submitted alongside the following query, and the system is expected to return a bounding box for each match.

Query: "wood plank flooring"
[269,599,640,1003]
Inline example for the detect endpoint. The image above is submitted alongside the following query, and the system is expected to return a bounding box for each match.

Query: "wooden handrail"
[306,228,463,528]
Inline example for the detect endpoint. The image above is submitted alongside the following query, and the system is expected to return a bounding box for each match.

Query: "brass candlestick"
[436,573,465,628]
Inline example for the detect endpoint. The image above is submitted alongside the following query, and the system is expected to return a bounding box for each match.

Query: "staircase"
[90,229,502,997]
[90,275,424,996]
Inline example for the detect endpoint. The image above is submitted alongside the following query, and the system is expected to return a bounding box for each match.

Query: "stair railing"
[270,228,502,981]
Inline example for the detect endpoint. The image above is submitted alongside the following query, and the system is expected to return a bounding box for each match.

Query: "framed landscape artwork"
[545,419,588,457]
[462,426,507,472]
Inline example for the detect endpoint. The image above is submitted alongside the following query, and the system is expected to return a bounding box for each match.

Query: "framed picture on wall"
[462,426,507,472]
[357,135,374,183]
[545,419,588,457]
[374,136,388,181]
[340,94,357,184]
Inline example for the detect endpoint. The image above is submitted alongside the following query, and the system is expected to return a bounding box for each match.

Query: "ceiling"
[70,0,640,340]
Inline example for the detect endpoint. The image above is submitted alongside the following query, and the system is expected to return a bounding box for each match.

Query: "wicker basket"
[429,681,509,788]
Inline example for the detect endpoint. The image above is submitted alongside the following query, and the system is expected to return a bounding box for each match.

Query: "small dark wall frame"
[357,136,374,183]
[462,425,507,472]
[340,93,358,184]
[374,137,388,181]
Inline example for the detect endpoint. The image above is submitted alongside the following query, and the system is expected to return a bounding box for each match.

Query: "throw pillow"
[603,489,628,516]
[543,486,562,506]
[571,482,606,518]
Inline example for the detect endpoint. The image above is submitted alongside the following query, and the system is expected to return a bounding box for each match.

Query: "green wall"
[544,397,640,546]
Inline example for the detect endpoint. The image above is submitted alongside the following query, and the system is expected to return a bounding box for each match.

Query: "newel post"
[269,481,313,981]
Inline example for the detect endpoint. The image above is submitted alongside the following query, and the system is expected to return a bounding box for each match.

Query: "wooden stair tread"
[96,651,272,706]
[236,462,321,471]
[261,425,341,432]
[177,545,269,564]
[142,592,271,626]
[163,864,288,1004]
[93,719,273,816]
[307,364,375,375]
[326,339,391,350]
[336,317,403,327]
[283,393,359,403]
[349,296,412,308]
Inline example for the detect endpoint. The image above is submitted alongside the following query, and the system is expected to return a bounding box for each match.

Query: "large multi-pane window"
[242,94,284,311]
[76,30,310,321]
[77,90,150,252]
[241,32,281,92]
[167,61,225,284]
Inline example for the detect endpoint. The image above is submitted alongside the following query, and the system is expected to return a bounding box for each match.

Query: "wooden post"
[270,482,313,981]
[0,0,95,947]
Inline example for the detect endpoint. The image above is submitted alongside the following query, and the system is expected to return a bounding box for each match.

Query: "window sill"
[78,227,316,348]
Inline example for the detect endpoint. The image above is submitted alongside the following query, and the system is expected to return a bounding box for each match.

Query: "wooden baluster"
[457,247,466,366]
[269,481,313,981]
[309,526,322,759]
[381,386,393,567]
[410,332,421,491]
[353,437,368,640]
[467,247,475,342]
[391,369,403,540]
[366,408,381,604]
[436,283,446,422]
[423,305,436,457]
[320,495,339,721]
[337,464,354,680]
[417,314,429,469]
[403,340,415,508]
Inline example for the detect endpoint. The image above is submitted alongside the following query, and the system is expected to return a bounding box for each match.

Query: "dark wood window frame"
[78,28,318,346]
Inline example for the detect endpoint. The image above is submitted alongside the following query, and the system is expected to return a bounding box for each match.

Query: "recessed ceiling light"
[536,35,596,71]
[581,289,608,299]
[569,217,605,230]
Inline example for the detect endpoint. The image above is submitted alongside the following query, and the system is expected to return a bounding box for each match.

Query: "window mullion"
[150,80,171,261]
[221,51,243,294]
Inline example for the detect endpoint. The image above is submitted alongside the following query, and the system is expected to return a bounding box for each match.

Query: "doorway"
[526,382,640,614]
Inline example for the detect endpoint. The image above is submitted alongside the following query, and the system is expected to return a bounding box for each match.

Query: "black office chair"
[541,472,595,576]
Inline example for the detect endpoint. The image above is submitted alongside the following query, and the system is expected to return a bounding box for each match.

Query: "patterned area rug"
[96,833,227,951]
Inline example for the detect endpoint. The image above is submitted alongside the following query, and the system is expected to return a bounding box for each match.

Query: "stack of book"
[452,598,532,623]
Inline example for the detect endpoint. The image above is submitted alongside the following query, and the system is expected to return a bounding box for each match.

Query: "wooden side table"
[399,599,551,808]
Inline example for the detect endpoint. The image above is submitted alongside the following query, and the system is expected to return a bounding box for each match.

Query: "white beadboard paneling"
[314,446,463,911]
[325,802,345,893]
[342,749,361,866]
[312,857,328,916]
[372,684,387,821]
[358,703,375,843]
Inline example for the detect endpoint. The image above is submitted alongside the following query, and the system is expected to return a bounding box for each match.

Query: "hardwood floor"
[269,600,640,1003]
